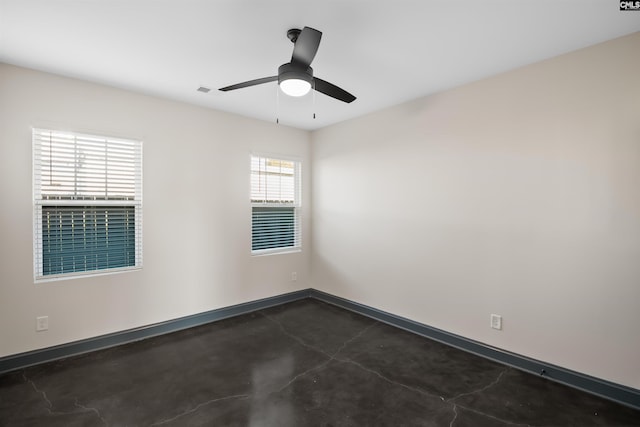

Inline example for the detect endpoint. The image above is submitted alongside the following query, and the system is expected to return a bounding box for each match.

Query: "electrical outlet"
[490,314,502,330]
[36,316,49,332]
[291,272,298,282]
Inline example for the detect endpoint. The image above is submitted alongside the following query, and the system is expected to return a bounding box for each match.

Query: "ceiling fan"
[219,26,356,103]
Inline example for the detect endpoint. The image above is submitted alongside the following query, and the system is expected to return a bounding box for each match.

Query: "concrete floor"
[1,299,638,426]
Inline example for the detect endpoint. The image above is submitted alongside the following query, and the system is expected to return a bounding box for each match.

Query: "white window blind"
[250,155,301,254]
[33,128,143,280]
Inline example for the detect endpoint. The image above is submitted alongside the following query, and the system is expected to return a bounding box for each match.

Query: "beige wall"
[311,32,640,389]
[2,32,639,391]
[0,63,311,357]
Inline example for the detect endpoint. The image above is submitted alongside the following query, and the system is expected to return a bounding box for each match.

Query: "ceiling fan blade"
[219,76,278,92]
[291,27,322,68]
[313,77,356,103]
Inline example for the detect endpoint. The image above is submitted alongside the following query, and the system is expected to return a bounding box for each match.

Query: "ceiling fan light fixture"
[280,78,312,97]
[277,63,313,97]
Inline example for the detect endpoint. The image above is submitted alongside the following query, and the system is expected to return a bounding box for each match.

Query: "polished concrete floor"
[1,299,639,426]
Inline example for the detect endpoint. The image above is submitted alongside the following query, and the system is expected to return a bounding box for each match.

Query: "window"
[251,155,301,255]
[33,129,142,281]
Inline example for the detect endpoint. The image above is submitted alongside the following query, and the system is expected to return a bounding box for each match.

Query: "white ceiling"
[1,0,639,130]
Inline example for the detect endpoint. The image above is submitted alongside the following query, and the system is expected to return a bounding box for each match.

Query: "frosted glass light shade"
[280,78,312,97]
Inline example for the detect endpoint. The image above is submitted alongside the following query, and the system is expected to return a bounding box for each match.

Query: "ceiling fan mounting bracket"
[287,28,301,43]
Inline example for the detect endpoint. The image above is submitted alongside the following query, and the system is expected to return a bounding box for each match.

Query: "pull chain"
[276,85,280,124]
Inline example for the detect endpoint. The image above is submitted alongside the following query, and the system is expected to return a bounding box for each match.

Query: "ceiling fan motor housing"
[278,63,314,87]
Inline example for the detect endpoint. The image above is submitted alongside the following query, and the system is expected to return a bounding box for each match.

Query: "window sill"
[251,248,301,257]
[34,265,142,284]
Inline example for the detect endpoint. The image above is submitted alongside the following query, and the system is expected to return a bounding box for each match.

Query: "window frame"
[32,128,143,282]
[250,153,302,256]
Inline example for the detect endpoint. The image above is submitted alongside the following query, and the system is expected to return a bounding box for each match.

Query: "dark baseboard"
[308,289,640,411]
[0,289,312,374]
[1,287,638,410]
